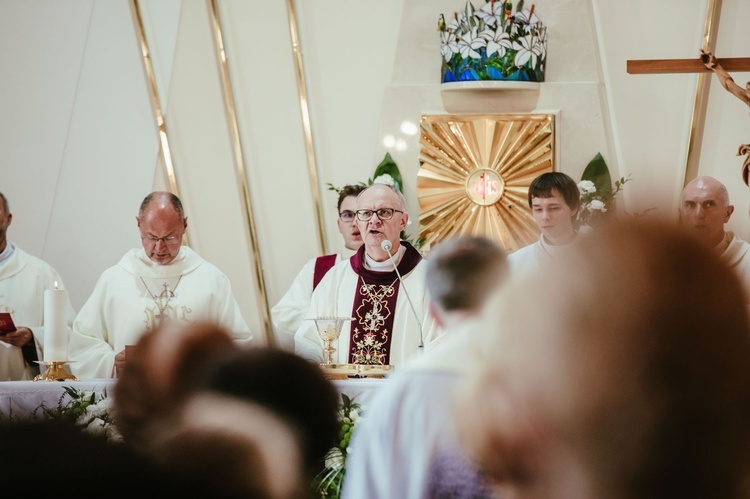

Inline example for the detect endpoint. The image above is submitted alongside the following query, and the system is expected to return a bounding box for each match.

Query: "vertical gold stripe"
[287,0,328,255]
[684,0,722,185]
[208,0,274,347]
[130,0,189,246]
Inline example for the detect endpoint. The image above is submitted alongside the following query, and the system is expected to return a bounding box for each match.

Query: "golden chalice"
[307,316,353,365]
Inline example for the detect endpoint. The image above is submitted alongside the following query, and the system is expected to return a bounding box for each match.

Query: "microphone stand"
[382,240,424,349]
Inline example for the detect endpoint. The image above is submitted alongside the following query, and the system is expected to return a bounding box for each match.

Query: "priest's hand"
[0,327,33,348]
[114,349,126,377]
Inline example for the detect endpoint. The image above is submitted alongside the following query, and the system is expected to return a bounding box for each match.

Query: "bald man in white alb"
[679,175,750,304]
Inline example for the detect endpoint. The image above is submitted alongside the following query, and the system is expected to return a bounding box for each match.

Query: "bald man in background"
[678,175,750,303]
[69,192,252,379]
[0,192,76,379]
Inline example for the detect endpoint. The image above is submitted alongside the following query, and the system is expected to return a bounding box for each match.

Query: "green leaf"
[372,153,404,192]
[581,152,612,196]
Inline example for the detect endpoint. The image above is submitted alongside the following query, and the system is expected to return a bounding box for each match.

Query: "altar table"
[0,377,387,418]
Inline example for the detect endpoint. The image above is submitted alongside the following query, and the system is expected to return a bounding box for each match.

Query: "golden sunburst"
[417,114,555,252]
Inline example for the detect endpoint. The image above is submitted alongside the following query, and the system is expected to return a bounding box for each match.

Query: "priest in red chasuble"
[294,184,439,366]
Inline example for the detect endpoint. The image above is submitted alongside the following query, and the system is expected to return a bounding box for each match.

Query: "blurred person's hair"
[0,419,184,493]
[460,218,750,499]
[197,347,340,480]
[151,393,305,499]
[113,320,239,446]
[337,184,367,211]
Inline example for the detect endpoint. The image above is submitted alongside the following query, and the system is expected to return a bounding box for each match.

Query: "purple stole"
[347,242,422,365]
[313,254,338,290]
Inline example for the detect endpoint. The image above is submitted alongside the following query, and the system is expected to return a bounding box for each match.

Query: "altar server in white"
[0,192,76,380]
[69,192,252,379]
[678,175,750,304]
[508,172,581,275]
[294,184,438,367]
[342,236,508,499]
[271,184,365,351]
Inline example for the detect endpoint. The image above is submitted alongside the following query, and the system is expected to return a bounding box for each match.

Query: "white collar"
[0,242,14,266]
[118,246,204,278]
[365,245,405,271]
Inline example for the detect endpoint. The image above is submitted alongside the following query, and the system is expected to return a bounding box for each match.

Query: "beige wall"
[2,0,748,344]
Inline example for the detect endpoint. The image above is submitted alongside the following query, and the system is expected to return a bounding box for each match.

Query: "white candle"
[44,282,68,362]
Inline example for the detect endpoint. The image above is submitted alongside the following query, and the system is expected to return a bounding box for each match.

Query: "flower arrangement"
[312,394,363,498]
[576,153,630,228]
[438,0,547,82]
[34,386,122,442]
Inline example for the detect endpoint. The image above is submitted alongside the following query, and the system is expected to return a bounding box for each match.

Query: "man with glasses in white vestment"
[68,191,252,379]
[294,184,438,367]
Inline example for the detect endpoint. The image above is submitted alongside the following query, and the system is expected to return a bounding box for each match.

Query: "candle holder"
[306,317,353,365]
[33,361,77,382]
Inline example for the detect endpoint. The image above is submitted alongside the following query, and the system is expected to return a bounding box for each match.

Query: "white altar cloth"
[0,377,387,418]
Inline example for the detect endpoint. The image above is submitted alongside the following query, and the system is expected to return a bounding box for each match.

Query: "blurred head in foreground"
[150,393,306,499]
[113,320,240,446]
[459,218,750,499]
[197,347,340,481]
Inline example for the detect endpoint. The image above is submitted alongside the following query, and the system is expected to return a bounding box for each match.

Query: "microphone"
[381,239,424,349]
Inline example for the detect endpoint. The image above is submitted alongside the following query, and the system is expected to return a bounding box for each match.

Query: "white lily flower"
[481,29,512,58]
[82,418,108,437]
[448,11,467,32]
[534,28,548,59]
[577,180,596,195]
[513,37,536,68]
[511,10,540,37]
[458,27,485,60]
[373,174,396,187]
[589,199,607,211]
[476,1,504,27]
[513,35,543,68]
[440,31,459,61]
[325,448,345,470]
[513,9,540,26]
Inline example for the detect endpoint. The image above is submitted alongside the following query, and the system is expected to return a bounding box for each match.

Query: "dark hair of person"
[113,321,239,447]
[527,172,580,212]
[0,192,8,214]
[337,184,367,211]
[0,419,184,493]
[198,348,340,479]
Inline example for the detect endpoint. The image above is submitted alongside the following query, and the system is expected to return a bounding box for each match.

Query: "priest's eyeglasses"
[356,208,404,221]
[339,210,356,222]
[141,233,181,244]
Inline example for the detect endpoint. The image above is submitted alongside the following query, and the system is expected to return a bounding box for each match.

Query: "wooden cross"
[625,0,750,185]
[627,56,750,75]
